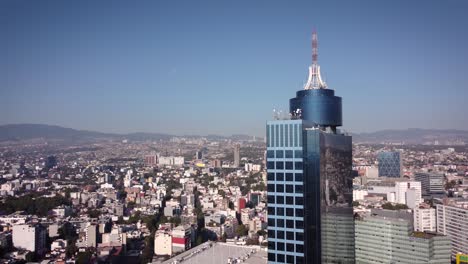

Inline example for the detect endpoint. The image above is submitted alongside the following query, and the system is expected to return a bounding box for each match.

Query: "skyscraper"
[266,31,354,264]
[378,151,403,177]
[234,144,240,167]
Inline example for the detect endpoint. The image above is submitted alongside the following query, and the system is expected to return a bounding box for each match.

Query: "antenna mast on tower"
[304,30,327,90]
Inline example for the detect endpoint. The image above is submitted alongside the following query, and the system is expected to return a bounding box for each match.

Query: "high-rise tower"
[266,31,355,264]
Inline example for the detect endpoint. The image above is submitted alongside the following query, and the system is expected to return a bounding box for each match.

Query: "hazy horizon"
[2,0,468,137]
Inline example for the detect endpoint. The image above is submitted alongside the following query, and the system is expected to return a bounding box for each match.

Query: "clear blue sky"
[2,0,468,136]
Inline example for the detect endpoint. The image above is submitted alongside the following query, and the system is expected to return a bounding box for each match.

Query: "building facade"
[437,203,468,257]
[414,207,436,232]
[12,224,47,254]
[266,31,354,264]
[355,214,450,264]
[378,151,402,177]
[415,172,445,197]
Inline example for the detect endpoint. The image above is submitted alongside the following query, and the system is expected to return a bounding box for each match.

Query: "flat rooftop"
[160,242,267,264]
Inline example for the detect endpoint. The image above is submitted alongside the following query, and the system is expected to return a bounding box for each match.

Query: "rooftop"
[159,242,267,264]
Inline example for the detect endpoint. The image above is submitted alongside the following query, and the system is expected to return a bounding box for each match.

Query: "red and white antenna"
[304,29,327,90]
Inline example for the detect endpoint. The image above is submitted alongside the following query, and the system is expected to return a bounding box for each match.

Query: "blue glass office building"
[377,151,402,178]
[266,33,355,264]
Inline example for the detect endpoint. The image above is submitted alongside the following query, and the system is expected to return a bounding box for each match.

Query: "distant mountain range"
[351,128,468,144]
[0,124,467,145]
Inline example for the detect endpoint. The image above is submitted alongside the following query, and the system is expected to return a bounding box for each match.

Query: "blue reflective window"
[267,162,275,169]
[294,150,302,159]
[285,150,293,158]
[276,172,284,181]
[294,161,303,170]
[276,161,284,170]
[286,173,293,181]
[295,173,303,182]
[280,124,284,147]
[276,150,284,158]
[266,125,270,147]
[294,124,298,147]
[289,124,293,147]
[285,162,293,170]
[267,173,274,181]
[267,150,274,158]
[285,124,289,147]
[275,125,279,147]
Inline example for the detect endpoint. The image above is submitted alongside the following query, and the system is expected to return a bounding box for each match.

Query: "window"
[268,218,275,226]
[296,244,304,253]
[267,162,275,170]
[296,220,304,229]
[295,185,303,192]
[267,195,275,204]
[277,219,284,228]
[277,254,285,263]
[287,255,295,263]
[286,220,294,228]
[268,253,275,261]
[276,162,284,170]
[286,208,294,216]
[296,208,304,217]
[287,244,294,252]
[295,197,303,205]
[285,150,293,158]
[268,230,275,238]
[286,173,294,181]
[296,232,304,241]
[285,161,293,170]
[295,173,303,181]
[267,184,275,192]
[277,207,284,216]
[296,256,304,264]
[276,173,284,181]
[286,184,293,193]
[277,230,284,239]
[276,184,284,193]
[276,150,284,158]
[286,196,294,205]
[286,231,294,240]
[267,150,274,158]
[277,242,285,251]
[294,149,302,159]
[267,173,274,181]
[268,207,275,215]
[294,161,303,170]
[277,196,284,204]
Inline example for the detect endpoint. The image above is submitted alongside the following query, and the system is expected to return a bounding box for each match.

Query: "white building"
[367,180,421,208]
[437,201,468,257]
[414,207,436,232]
[12,224,47,254]
[154,230,172,256]
[353,189,368,201]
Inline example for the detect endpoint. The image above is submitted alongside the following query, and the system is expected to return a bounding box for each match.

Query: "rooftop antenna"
[304,29,328,90]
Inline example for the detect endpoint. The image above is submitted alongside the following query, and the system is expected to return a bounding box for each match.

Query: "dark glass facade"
[302,130,354,263]
[289,89,342,129]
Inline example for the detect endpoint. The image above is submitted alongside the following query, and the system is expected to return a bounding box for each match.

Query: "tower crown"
[304,31,327,90]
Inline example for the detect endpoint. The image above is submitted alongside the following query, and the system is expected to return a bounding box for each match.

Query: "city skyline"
[3,0,468,137]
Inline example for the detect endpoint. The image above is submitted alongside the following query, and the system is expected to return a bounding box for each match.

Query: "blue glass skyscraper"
[267,32,355,264]
[378,151,402,178]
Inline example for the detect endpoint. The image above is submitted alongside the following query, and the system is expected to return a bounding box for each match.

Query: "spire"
[304,30,327,90]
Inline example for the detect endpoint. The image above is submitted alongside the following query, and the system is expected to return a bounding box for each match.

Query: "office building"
[367,179,422,208]
[414,206,436,232]
[355,212,450,264]
[266,31,354,264]
[12,224,47,254]
[437,201,468,257]
[415,172,445,197]
[234,144,240,167]
[378,151,402,177]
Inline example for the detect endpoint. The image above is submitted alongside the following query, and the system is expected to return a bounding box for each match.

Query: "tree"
[236,225,248,237]
[352,201,360,207]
